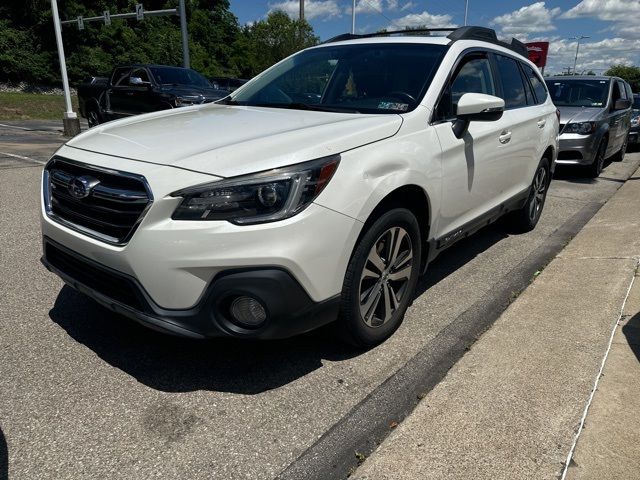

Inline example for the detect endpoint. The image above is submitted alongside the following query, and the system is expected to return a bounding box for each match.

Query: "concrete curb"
[352,165,640,480]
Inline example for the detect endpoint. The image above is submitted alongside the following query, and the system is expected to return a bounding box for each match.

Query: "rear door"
[492,53,541,195]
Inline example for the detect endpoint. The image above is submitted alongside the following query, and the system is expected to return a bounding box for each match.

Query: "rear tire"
[338,208,421,348]
[505,157,550,233]
[587,139,607,177]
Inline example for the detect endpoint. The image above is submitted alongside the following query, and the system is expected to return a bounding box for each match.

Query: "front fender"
[314,126,441,242]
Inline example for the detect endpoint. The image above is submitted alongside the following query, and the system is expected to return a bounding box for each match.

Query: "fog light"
[229,296,267,327]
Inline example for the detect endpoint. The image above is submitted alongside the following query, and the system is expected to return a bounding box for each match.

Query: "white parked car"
[41,26,558,346]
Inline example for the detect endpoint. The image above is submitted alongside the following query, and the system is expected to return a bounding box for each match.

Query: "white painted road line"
[0,123,34,131]
[0,151,47,165]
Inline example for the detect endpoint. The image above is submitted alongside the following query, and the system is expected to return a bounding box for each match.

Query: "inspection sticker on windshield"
[378,102,409,111]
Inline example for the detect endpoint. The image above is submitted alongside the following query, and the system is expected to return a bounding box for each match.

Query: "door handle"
[537,119,546,128]
[499,130,512,144]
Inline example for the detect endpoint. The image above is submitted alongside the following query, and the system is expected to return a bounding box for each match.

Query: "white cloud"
[544,37,640,74]
[491,2,561,38]
[268,0,342,20]
[387,10,456,30]
[561,0,640,22]
[561,0,640,42]
[353,0,410,14]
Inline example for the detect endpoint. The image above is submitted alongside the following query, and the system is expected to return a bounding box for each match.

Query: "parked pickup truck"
[78,64,228,127]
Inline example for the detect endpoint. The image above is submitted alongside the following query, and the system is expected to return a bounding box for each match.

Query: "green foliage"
[0,2,319,85]
[604,65,640,91]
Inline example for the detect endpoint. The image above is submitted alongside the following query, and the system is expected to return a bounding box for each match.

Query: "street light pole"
[178,0,190,68]
[299,0,304,21]
[50,0,80,136]
[464,0,469,26]
[352,0,356,34]
[570,35,590,76]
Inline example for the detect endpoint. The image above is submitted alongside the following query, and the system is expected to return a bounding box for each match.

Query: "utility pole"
[570,35,590,76]
[179,0,190,68]
[464,0,469,26]
[352,0,356,34]
[50,0,80,136]
[299,0,304,20]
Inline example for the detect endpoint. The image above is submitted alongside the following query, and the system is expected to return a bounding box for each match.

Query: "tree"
[605,65,640,91]
[241,11,318,77]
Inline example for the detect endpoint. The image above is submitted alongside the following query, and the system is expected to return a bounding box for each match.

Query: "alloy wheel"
[528,166,547,222]
[358,226,413,328]
[88,110,99,128]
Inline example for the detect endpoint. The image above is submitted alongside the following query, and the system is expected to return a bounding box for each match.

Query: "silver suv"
[545,76,632,177]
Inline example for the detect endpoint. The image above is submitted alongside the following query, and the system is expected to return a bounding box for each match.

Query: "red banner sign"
[526,42,549,68]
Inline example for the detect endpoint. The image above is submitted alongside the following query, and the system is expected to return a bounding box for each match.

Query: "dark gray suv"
[545,76,632,177]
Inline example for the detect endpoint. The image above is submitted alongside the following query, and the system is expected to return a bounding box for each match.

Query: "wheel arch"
[357,184,431,271]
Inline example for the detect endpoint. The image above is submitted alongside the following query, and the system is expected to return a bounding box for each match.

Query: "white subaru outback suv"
[41,27,558,346]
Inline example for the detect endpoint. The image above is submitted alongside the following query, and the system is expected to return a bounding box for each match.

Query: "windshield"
[226,43,447,114]
[633,95,640,110]
[544,79,609,107]
[149,67,211,88]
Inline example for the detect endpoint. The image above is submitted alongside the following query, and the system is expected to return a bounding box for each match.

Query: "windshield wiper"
[249,102,359,113]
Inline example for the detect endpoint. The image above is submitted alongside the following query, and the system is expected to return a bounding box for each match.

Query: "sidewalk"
[353,167,640,480]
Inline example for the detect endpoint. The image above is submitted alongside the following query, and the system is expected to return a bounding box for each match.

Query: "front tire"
[612,135,628,162]
[587,139,607,177]
[506,158,550,233]
[338,208,421,347]
[86,108,101,128]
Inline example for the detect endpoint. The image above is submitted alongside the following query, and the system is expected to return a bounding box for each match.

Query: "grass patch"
[0,92,80,121]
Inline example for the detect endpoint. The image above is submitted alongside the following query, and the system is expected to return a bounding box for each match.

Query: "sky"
[228,0,640,75]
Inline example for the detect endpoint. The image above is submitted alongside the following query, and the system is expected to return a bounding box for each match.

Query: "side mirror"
[452,93,505,138]
[614,98,631,110]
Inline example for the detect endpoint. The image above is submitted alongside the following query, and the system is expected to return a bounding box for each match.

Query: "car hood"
[557,106,604,125]
[66,104,403,177]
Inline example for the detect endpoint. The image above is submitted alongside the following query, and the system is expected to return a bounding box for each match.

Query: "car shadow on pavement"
[49,286,360,395]
[0,425,7,480]
[622,312,640,363]
[415,222,509,297]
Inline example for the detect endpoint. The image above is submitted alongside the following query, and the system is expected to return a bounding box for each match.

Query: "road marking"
[0,123,34,131]
[0,151,47,165]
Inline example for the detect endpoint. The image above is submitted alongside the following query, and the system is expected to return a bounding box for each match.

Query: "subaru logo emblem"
[68,175,100,199]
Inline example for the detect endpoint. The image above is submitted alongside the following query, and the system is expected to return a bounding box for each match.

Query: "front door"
[432,51,514,238]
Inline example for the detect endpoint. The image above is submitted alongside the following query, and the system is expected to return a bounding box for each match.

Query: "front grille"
[559,123,565,133]
[44,157,152,245]
[45,241,147,311]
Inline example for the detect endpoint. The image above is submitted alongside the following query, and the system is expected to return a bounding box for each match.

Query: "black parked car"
[78,65,229,127]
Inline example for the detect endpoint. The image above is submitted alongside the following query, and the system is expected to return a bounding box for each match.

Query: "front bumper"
[556,133,601,165]
[42,237,340,339]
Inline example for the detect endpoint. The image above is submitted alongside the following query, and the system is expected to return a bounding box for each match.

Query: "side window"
[611,80,622,103]
[518,64,535,106]
[626,82,633,100]
[495,54,527,109]
[617,80,628,99]
[112,68,131,87]
[130,68,150,85]
[436,54,496,120]
[523,64,548,104]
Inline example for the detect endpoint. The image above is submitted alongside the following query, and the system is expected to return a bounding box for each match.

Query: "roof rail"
[322,25,529,58]
[322,28,456,44]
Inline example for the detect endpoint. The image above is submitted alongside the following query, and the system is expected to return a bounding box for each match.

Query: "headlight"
[564,122,596,135]
[631,116,639,127]
[170,155,340,224]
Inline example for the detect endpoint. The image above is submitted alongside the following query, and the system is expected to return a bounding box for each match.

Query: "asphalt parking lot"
[2,121,640,480]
